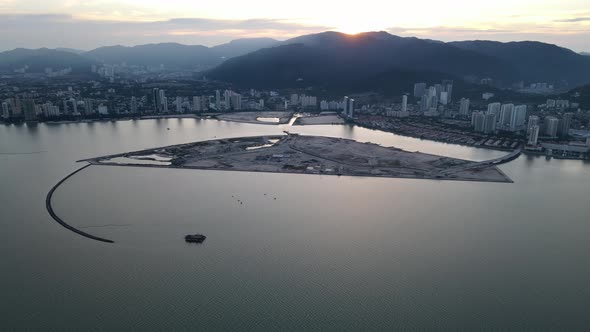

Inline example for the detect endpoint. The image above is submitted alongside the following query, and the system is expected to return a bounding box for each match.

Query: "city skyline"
[0,0,589,51]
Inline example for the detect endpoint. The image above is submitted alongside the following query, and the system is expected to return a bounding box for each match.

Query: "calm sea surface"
[1,118,589,330]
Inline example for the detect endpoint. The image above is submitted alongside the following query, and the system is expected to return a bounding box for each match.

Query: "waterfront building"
[215,90,221,111]
[152,88,160,112]
[343,96,350,116]
[42,102,60,117]
[162,97,168,113]
[528,125,540,145]
[175,97,183,113]
[230,93,242,110]
[130,97,138,114]
[558,113,573,138]
[98,105,108,115]
[84,98,94,115]
[527,116,540,135]
[22,99,37,121]
[193,96,201,111]
[2,102,9,119]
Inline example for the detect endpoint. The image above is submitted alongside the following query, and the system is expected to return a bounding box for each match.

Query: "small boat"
[185,234,206,243]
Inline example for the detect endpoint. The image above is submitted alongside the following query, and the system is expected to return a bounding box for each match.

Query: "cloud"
[0,14,332,50]
[387,26,515,35]
[554,17,590,23]
[386,24,590,52]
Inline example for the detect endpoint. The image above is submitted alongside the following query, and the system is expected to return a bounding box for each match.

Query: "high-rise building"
[98,105,108,115]
[509,105,527,131]
[71,98,78,115]
[200,95,209,111]
[290,94,299,106]
[230,93,242,110]
[528,125,540,145]
[343,96,350,116]
[487,102,501,117]
[215,90,221,111]
[84,98,94,115]
[162,97,168,113]
[459,98,470,116]
[420,94,429,112]
[558,113,573,138]
[440,92,448,105]
[428,86,437,98]
[472,111,486,132]
[152,88,160,112]
[42,102,60,118]
[348,98,355,118]
[343,96,354,118]
[12,97,22,117]
[499,104,514,127]
[193,96,201,112]
[22,99,37,121]
[175,97,183,113]
[130,97,138,114]
[527,116,540,135]
[401,95,408,113]
[159,90,166,106]
[429,95,438,109]
[434,84,443,99]
[442,79,454,102]
[224,90,232,110]
[484,113,497,134]
[413,83,426,98]
[544,116,559,137]
[2,102,10,119]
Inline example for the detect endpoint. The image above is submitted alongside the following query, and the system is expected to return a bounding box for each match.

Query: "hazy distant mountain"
[84,38,278,69]
[208,31,514,91]
[84,43,213,69]
[581,52,590,56]
[449,40,590,86]
[0,48,94,73]
[55,48,86,55]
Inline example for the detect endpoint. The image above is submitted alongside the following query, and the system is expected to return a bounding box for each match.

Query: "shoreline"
[351,120,520,153]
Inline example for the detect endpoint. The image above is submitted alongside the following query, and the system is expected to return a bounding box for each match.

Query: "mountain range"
[0,38,278,73]
[209,32,590,92]
[2,31,590,94]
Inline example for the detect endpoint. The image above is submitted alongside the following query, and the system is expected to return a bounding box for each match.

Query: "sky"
[0,0,589,52]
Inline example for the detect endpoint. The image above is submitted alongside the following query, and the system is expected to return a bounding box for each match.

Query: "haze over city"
[1,0,589,51]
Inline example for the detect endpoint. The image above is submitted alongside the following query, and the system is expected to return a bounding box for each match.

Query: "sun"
[334,21,387,35]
